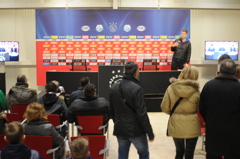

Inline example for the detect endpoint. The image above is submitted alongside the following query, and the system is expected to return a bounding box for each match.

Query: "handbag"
[166,97,183,136]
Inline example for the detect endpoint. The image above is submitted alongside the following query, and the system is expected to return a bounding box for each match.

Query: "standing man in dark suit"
[109,61,154,159]
[171,29,191,70]
[200,59,240,159]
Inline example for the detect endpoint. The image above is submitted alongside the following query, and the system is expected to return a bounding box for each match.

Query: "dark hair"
[45,81,57,92]
[80,76,90,87]
[124,61,139,75]
[218,54,232,64]
[5,122,24,144]
[220,59,236,75]
[17,75,27,83]
[84,83,96,97]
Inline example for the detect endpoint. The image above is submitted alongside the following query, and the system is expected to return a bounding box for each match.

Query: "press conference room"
[0,0,240,159]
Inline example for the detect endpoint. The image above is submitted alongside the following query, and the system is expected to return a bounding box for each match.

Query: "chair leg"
[202,134,204,150]
[72,123,74,137]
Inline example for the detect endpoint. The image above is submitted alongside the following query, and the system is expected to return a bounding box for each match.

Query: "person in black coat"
[37,81,68,121]
[109,61,154,159]
[67,83,110,132]
[67,76,90,106]
[171,29,191,70]
[200,59,240,159]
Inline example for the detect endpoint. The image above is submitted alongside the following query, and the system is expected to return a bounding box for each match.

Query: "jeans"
[117,135,149,159]
[173,137,198,159]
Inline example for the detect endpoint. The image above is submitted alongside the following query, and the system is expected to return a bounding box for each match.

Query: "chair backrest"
[45,114,61,127]
[111,59,126,65]
[197,112,205,128]
[72,59,87,71]
[76,116,104,135]
[24,135,53,159]
[5,113,21,123]
[71,135,106,159]
[142,59,158,71]
[0,134,8,150]
[11,104,29,120]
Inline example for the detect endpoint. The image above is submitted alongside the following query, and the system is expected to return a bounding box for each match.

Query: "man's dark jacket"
[67,87,85,106]
[37,93,68,121]
[66,97,110,127]
[171,37,191,63]
[109,75,154,140]
[200,73,240,156]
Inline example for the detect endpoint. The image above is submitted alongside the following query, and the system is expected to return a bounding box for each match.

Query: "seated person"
[6,75,37,111]
[37,81,68,121]
[68,76,90,106]
[0,121,41,159]
[23,102,65,159]
[0,89,7,111]
[0,112,7,134]
[69,137,92,159]
[51,80,65,100]
[67,83,110,133]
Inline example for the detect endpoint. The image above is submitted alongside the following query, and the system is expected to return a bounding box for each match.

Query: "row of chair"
[72,59,159,71]
[2,104,109,159]
[0,134,109,159]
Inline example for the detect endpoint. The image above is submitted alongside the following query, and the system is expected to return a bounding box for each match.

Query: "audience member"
[161,66,200,159]
[69,137,92,159]
[6,75,37,111]
[51,80,65,100]
[23,102,64,159]
[200,59,240,158]
[0,90,7,111]
[0,112,7,134]
[235,66,240,82]
[109,61,154,159]
[68,76,90,106]
[0,121,41,159]
[218,54,231,64]
[37,81,68,121]
[217,54,232,74]
[67,83,109,133]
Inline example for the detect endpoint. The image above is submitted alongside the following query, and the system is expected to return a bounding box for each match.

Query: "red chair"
[197,112,206,151]
[75,116,107,135]
[24,135,60,159]
[0,134,8,150]
[71,59,87,71]
[5,113,21,123]
[12,104,29,120]
[71,135,109,159]
[45,114,61,127]
[142,59,159,71]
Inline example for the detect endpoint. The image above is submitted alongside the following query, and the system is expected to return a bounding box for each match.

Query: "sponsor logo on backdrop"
[81,25,90,31]
[109,22,117,33]
[109,70,123,88]
[137,25,146,32]
[123,24,131,32]
[96,24,104,32]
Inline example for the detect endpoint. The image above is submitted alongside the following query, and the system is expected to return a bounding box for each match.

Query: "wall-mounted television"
[205,41,238,60]
[0,41,19,61]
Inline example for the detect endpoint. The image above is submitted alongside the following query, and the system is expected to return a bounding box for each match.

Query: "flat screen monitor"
[0,41,19,61]
[205,41,238,60]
